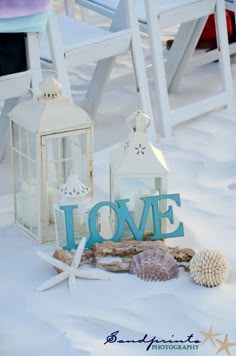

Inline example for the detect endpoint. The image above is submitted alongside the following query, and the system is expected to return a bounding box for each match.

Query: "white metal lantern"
[10,78,93,243]
[54,169,93,249]
[110,110,169,238]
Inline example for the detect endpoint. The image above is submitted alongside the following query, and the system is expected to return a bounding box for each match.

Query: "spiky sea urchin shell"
[129,248,179,282]
[190,248,230,287]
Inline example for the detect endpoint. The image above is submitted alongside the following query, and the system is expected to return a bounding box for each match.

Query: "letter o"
[86,201,125,248]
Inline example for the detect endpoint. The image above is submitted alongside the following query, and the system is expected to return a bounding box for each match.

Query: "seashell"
[129,248,179,282]
[190,248,230,288]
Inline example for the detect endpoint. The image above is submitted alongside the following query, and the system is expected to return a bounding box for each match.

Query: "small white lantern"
[110,110,169,238]
[10,78,93,243]
[54,169,93,249]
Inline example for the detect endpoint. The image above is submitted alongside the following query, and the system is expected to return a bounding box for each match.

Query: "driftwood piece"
[93,239,167,257]
[168,247,196,262]
[53,240,196,273]
[96,256,132,272]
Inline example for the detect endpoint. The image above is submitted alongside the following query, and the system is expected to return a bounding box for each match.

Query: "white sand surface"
[0,2,236,355]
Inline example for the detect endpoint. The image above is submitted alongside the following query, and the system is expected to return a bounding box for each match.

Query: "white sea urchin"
[190,248,230,287]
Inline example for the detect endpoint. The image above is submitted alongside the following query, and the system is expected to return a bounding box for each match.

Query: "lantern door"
[41,129,93,242]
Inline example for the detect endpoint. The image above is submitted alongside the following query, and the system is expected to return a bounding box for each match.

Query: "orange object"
[200,11,233,40]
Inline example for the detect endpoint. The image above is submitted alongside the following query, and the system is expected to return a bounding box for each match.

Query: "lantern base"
[15,220,56,243]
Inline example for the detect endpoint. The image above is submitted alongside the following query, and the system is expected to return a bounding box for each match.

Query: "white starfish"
[37,237,110,292]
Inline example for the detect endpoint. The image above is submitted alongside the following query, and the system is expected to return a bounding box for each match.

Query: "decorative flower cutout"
[135,144,146,155]
[124,141,130,151]
[81,185,89,194]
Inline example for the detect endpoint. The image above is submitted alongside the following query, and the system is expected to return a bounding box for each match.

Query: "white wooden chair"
[189,2,236,73]
[0,2,53,160]
[40,0,152,127]
[66,0,233,137]
[0,34,43,161]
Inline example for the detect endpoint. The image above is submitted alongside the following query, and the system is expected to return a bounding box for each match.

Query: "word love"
[60,194,184,249]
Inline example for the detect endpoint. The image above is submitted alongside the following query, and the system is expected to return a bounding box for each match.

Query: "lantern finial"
[39,77,62,99]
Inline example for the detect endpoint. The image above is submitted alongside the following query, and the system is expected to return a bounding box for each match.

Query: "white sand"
[0,2,236,355]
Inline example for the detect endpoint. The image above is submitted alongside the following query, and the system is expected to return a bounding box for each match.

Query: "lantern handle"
[126,110,152,131]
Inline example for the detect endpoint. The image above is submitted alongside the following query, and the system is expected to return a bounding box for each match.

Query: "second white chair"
[0,33,43,160]
[40,0,152,125]
[67,0,233,137]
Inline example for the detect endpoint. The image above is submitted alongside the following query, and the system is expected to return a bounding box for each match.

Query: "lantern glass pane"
[111,177,159,239]
[45,130,90,188]
[21,177,39,235]
[61,137,72,160]
[22,156,28,182]
[12,122,20,150]
[118,177,158,211]
[12,134,40,239]
[46,138,59,187]
[55,208,67,247]
[64,159,73,180]
[55,206,89,249]
[19,126,28,156]
[73,208,89,243]
[13,150,21,222]
[73,134,88,184]
[27,161,40,237]
[29,131,36,161]
[29,161,37,182]
[42,136,59,241]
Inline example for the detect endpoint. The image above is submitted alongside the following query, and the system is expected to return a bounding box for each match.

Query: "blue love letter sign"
[86,193,184,247]
[60,194,184,249]
[59,204,78,250]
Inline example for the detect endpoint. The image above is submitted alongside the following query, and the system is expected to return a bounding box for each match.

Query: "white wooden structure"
[0,34,42,161]
[40,1,152,126]
[66,0,233,137]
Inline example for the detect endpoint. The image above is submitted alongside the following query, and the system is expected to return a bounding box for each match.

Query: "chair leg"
[82,0,151,121]
[0,97,19,161]
[215,0,233,106]
[83,56,116,118]
[166,18,207,91]
[46,11,72,101]
[131,45,152,111]
[64,0,76,18]
[131,44,157,141]
[80,6,89,22]
[128,0,155,140]
[145,0,172,137]
[26,33,43,96]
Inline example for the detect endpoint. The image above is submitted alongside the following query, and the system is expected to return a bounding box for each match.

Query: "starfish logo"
[200,325,236,355]
[216,335,236,356]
